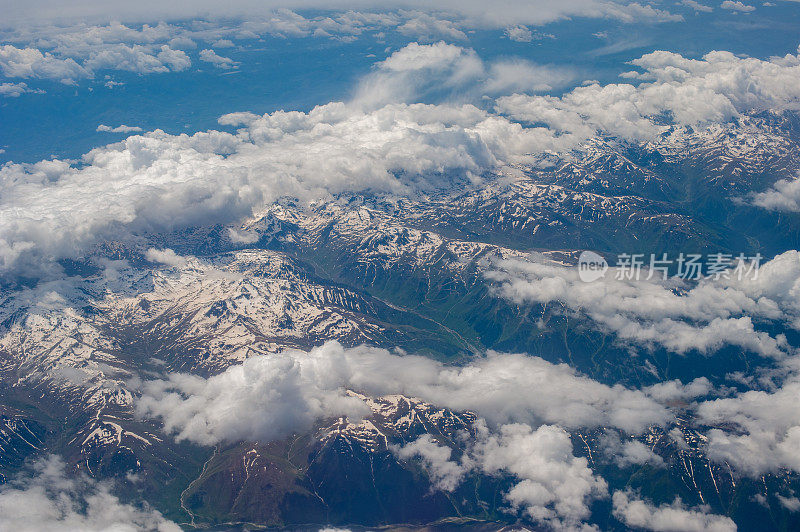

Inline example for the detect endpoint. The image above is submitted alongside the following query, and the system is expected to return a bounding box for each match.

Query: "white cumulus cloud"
[356,41,575,107]
[497,46,800,142]
[505,25,534,42]
[476,423,608,528]
[0,43,190,82]
[96,124,143,133]
[145,247,189,268]
[720,0,756,11]
[682,0,714,12]
[0,81,44,97]
[751,175,800,212]
[612,490,736,532]
[199,48,237,69]
[696,369,800,476]
[136,341,672,446]
[5,42,800,279]
[0,44,89,83]
[394,434,471,491]
[0,455,180,532]
[486,251,800,358]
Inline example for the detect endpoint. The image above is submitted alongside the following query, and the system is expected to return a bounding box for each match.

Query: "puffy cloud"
[236,10,399,39]
[505,25,534,42]
[600,2,683,23]
[5,42,800,278]
[0,42,189,81]
[356,41,574,107]
[751,175,800,212]
[396,425,623,529]
[359,41,484,104]
[83,44,190,73]
[145,247,188,268]
[644,377,713,403]
[682,0,714,12]
[777,495,800,511]
[379,41,473,73]
[720,0,756,11]
[153,45,191,71]
[137,341,671,446]
[199,48,237,69]
[226,226,260,243]
[396,12,467,41]
[96,124,143,133]
[0,94,553,276]
[139,340,624,529]
[598,432,666,467]
[484,60,576,94]
[475,423,607,529]
[0,455,180,532]
[353,349,671,433]
[696,373,800,476]
[0,81,44,97]
[392,424,609,528]
[394,435,470,491]
[486,251,800,357]
[615,440,665,467]
[496,46,800,143]
[612,490,736,532]
[33,21,176,53]
[0,82,26,97]
[356,41,490,105]
[136,344,371,445]
[168,36,197,49]
[0,45,89,83]
[3,2,682,30]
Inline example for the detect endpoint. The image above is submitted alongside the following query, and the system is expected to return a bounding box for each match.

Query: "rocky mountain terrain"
[2,113,800,530]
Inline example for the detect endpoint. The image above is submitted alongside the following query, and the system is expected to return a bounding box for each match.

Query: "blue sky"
[2,2,800,164]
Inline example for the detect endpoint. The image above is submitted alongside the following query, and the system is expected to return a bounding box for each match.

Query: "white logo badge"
[578,250,608,282]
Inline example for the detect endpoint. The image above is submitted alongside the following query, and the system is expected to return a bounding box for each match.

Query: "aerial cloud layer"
[0,43,190,82]
[3,1,682,29]
[137,340,756,528]
[752,174,800,213]
[4,42,800,278]
[3,4,800,531]
[138,341,669,528]
[697,369,800,476]
[486,251,800,358]
[497,45,800,142]
[0,455,180,532]
[612,490,737,532]
[136,341,672,445]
